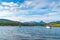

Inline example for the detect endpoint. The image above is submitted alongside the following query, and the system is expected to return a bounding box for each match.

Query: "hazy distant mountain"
[55,21,60,24]
[39,21,46,24]
[49,21,60,24]
[24,21,46,24]
[23,21,38,24]
[22,21,46,26]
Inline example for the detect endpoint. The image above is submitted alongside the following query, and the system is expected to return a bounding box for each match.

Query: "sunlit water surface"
[0,26,60,40]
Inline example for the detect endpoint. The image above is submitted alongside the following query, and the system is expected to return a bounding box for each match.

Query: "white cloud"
[18,0,49,10]
[1,2,10,5]
[0,2,18,11]
[42,11,60,22]
[49,1,60,12]
[0,6,4,9]
[0,10,11,16]
[0,0,60,22]
[1,2,18,7]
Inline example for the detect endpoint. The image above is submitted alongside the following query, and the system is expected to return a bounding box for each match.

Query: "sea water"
[0,26,60,40]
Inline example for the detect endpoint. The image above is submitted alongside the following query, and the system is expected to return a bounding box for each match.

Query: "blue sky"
[0,0,60,22]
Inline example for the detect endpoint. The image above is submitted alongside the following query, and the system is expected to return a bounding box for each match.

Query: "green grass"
[51,24,60,27]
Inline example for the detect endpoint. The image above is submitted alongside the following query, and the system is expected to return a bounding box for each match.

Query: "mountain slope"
[0,19,18,22]
[0,19,20,26]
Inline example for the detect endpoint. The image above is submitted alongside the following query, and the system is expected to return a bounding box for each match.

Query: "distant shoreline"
[0,26,59,27]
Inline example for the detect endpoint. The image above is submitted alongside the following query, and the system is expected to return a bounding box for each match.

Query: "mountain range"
[0,19,60,26]
[23,21,46,24]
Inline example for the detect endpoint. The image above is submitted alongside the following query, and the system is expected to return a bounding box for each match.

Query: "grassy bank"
[51,24,60,27]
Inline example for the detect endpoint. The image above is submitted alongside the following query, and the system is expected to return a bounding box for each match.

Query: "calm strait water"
[0,26,60,40]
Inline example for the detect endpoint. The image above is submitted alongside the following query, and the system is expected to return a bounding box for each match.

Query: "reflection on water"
[0,26,60,40]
